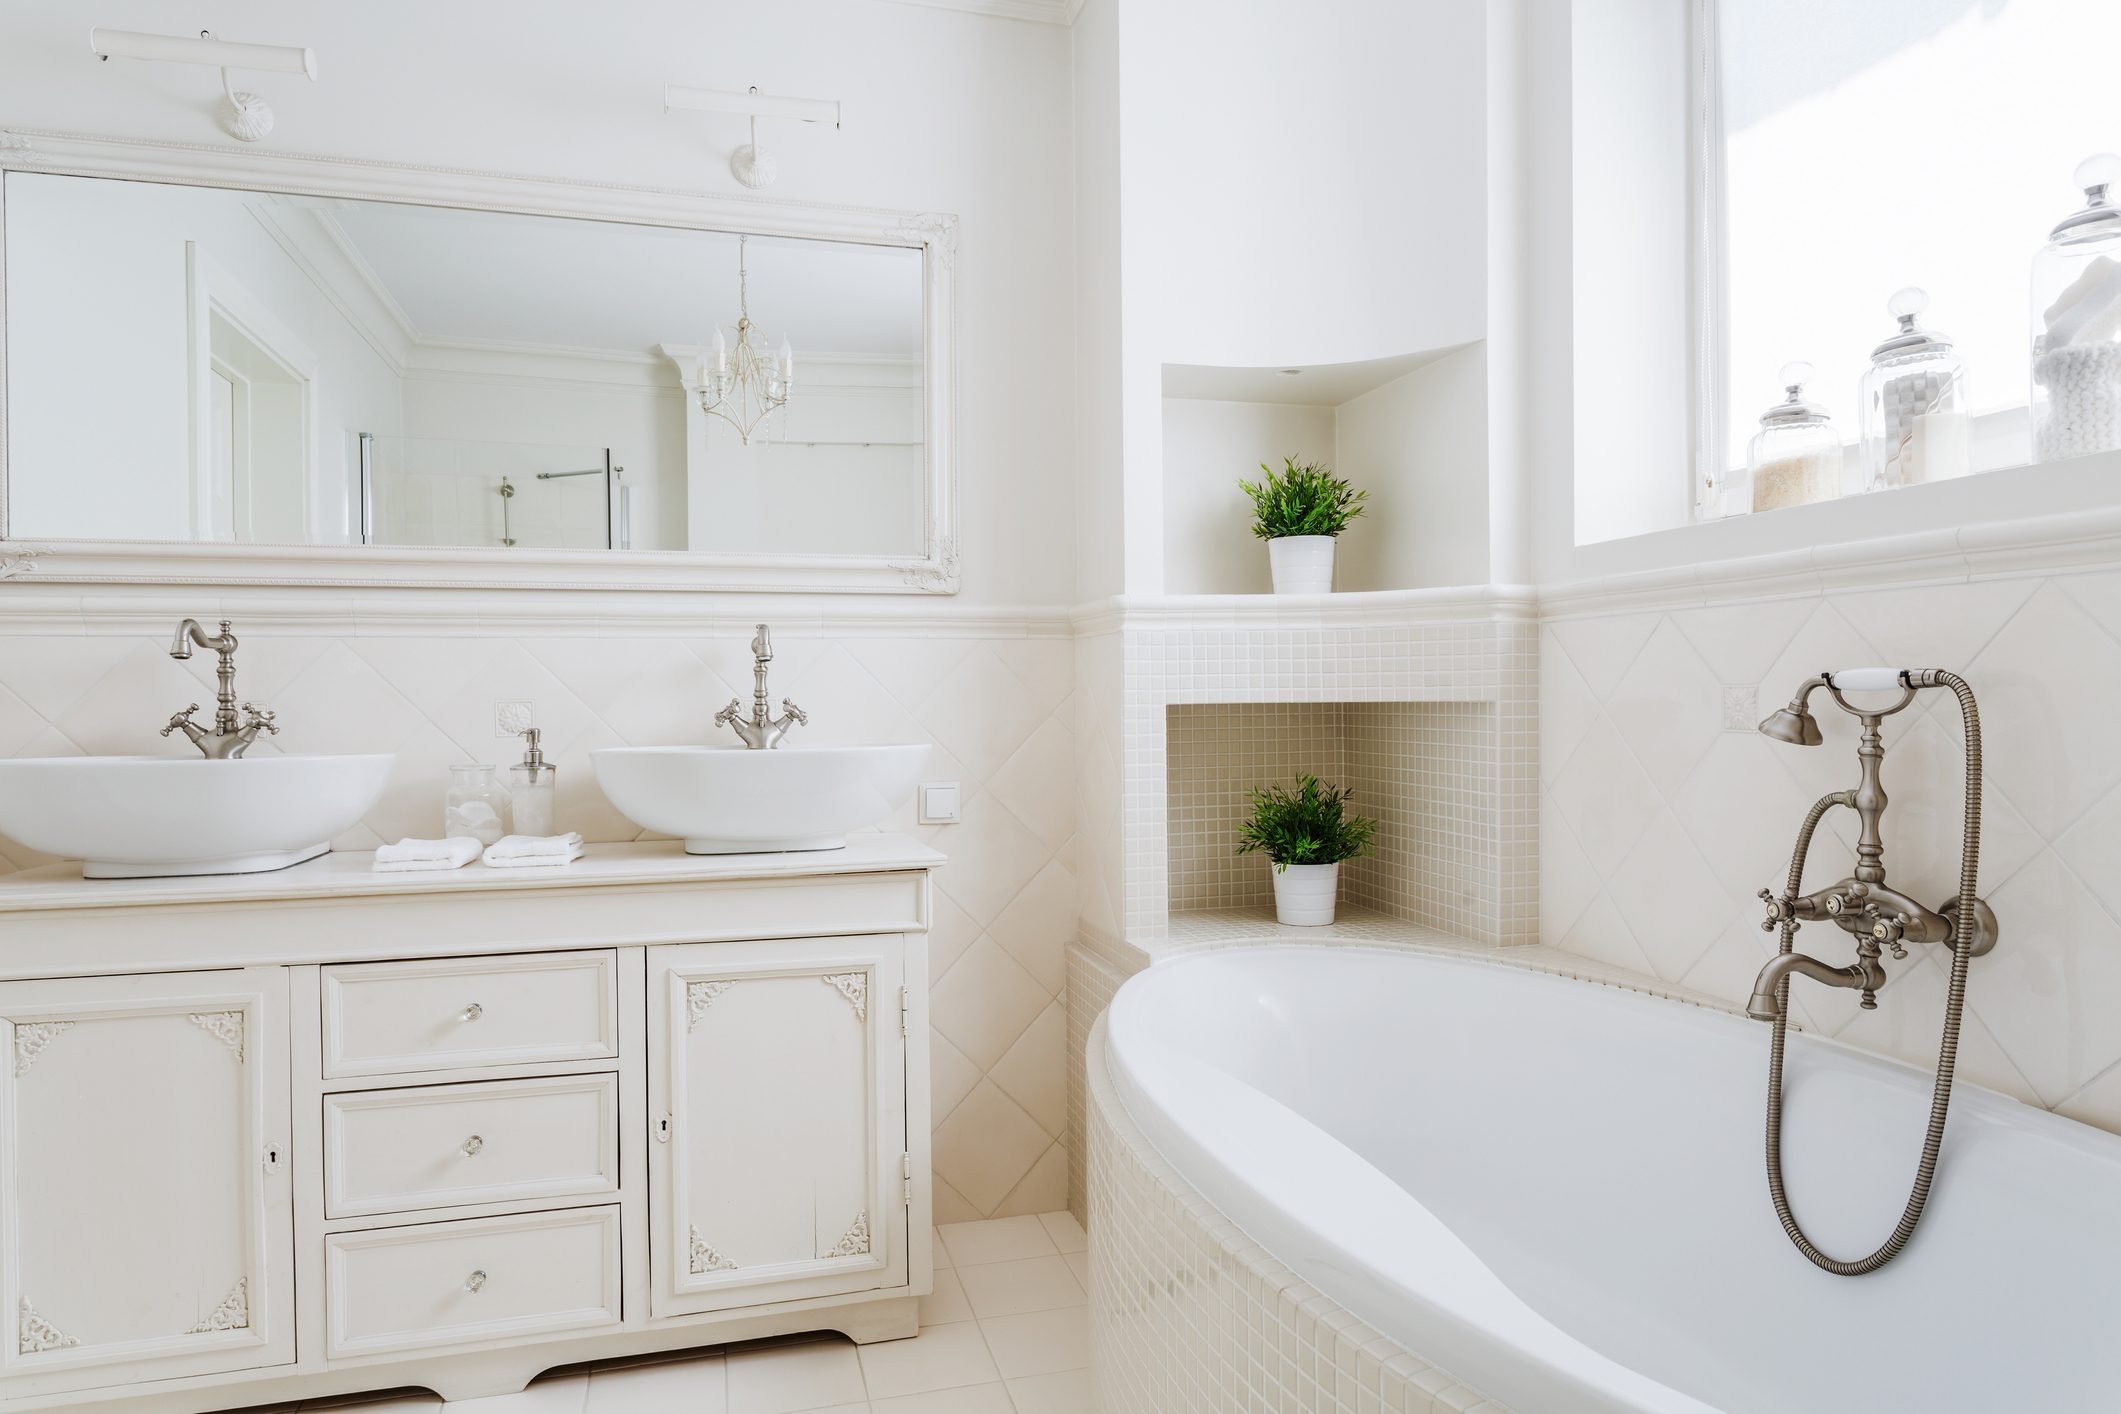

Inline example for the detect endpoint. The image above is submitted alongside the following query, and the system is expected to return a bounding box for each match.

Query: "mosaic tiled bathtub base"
[1086,1018,1506,1414]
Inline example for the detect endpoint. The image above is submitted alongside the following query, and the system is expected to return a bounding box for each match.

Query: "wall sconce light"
[89,27,317,142]
[663,84,841,190]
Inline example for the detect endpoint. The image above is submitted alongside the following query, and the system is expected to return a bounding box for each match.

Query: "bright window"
[1704,0,2121,494]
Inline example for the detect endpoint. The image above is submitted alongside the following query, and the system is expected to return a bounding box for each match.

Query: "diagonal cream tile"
[991,638,1072,717]
[1538,793,1601,947]
[990,1141,1069,1218]
[913,648,1047,782]
[2057,1057,2121,1135]
[1672,733,1818,898]
[931,1031,983,1124]
[344,637,506,728]
[989,1001,1066,1136]
[932,794,1048,927]
[1539,630,1600,787]
[1968,585,2121,839]
[1036,1211,1086,1254]
[0,682,49,758]
[1606,810,1737,980]
[1975,849,2121,1105]
[1670,597,1817,685]
[55,642,231,757]
[268,643,429,756]
[0,636,139,720]
[933,940,1049,1073]
[1556,891,1655,977]
[927,890,981,986]
[1545,717,1661,876]
[987,718,1074,849]
[1548,612,1661,700]
[846,637,975,715]
[988,861,1074,996]
[931,1174,984,1227]
[1608,620,1724,799]
[933,1081,1051,1216]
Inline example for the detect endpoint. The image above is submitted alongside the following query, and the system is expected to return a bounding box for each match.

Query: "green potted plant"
[1238,456,1367,594]
[1234,775,1377,925]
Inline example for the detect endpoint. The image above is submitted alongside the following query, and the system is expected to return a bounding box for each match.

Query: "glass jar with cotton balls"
[2032,153,2121,464]
[444,763,512,846]
[1859,287,1970,492]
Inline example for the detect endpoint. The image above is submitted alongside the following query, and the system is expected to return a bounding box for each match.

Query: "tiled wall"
[0,622,1077,1219]
[1085,1015,1503,1414]
[1540,571,2121,1135]
[1108,607,1540,948]
[1163,701,1500,936]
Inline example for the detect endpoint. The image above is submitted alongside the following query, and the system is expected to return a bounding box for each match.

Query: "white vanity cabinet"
[0,838,939,1413]
[0,969,294,1399]
[650,936,909,1316]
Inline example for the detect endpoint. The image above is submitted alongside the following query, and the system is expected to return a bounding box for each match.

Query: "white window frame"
[1686,0,1729,520]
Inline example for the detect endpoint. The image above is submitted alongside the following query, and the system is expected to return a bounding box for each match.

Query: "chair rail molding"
[0,129,960,598]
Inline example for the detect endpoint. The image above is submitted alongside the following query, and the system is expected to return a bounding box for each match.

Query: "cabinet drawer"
[325,1207,620,1359]
[321,952,617,1078]
[324,1075,619,1218]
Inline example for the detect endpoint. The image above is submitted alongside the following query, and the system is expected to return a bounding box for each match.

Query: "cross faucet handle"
[241,703,279,736]
[714,700,743,728]
[779,698,807,727]
[162,704,202,737]
[1758,888,1798,931]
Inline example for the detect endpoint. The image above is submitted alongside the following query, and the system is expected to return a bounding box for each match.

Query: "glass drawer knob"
[464,1269,487,1294]
[461,1134,484,1157]
[460,1002,483,1023]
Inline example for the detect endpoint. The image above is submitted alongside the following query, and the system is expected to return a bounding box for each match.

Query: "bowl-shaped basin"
[0,753,396,878]
[590,743,928,853]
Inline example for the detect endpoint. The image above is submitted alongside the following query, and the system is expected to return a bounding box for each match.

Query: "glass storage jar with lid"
[1859,287,1970,491]
[1748,362,1841,512]
[2032,153,2121,463]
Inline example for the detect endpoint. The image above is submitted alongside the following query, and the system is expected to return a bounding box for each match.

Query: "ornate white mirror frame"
[0,129,959,595]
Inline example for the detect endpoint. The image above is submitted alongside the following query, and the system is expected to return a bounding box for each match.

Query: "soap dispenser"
[509,727,558,836]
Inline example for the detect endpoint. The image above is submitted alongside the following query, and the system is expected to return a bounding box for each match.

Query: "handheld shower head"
[1759,705,1823,746]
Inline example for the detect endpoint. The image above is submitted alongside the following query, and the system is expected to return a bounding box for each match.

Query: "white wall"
[1333,344,1490,591]
[1,0,1075,607]
[1160,398,1336,595]
[5,172,403,541]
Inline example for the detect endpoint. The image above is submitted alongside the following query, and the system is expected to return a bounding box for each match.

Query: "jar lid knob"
[2075,152,2121,203]
[1777,360,1813,394]
[1887,286,1928,327]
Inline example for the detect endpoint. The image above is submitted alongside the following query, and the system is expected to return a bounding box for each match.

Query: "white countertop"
[0,835,945,914]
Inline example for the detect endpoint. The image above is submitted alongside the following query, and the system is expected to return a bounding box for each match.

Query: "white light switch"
[919,782,962,825]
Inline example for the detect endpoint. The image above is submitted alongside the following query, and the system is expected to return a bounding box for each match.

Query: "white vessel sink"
[591,744,928,853]
[0,754,395,878]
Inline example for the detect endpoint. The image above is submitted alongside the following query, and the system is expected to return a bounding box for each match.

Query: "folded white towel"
[482,832,585,868]
[374,837,483,872]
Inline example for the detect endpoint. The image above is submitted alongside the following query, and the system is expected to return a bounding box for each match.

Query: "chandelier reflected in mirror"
[695,234,794,444]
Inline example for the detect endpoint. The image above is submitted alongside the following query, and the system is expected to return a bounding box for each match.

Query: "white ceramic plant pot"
[1267,535,1335,595]
[1271,861,1340,926]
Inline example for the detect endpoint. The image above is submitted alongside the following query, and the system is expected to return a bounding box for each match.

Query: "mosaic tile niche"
[1167,699,1502,937]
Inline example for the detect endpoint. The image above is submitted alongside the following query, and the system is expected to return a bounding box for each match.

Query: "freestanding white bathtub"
[1099,945,2121,1414]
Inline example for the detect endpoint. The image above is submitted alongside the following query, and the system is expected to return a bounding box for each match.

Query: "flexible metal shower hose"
[1762,670,1982,1275]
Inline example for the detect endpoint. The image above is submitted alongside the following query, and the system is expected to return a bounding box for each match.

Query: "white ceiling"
[1161,347,1463,407]
[316,197,924,359]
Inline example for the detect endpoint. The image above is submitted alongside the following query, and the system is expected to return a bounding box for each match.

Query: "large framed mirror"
[0,131,957,593]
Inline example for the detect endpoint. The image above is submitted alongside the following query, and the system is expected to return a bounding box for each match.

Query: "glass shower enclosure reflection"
[358,434,629,551]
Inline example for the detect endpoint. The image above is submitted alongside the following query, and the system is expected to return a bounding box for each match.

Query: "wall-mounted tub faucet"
[165,618,279,759]
[715,623,808,749]
[1749,667,1996,1276]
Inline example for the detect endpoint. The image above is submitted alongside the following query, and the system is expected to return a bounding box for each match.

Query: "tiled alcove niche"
[1167,700,1500,937]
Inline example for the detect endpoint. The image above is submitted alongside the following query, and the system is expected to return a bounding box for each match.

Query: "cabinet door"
[648,936,907,1316]
[0,969,294,1397]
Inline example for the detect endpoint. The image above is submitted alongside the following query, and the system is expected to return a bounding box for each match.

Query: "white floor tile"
[856,1321,998,1401]
[919,1268,974,1325]
[442,1373,586,1412]
[1036,1211,1087,1254]
[931,1227,954,1269]
[956,1255,1083,1319]
[726,1338,867,1414]
[583,1353,727,1413]
[977,1307,1088,1380]
[937,1216,1055,1266]
[870,1383,1014,1414]
[1062,1250,1088,1288]
[1007,1368,1095,1414]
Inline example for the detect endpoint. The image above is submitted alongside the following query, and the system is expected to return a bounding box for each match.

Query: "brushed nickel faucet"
[715,624,807,750]
[164,619,279,759]
[1748,667,1997,1276]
